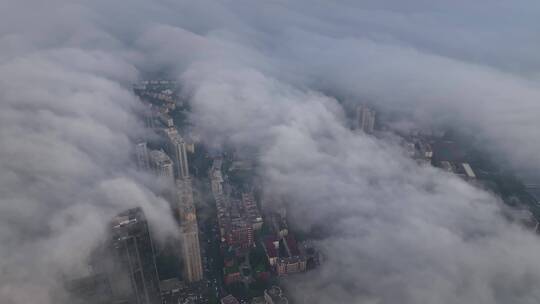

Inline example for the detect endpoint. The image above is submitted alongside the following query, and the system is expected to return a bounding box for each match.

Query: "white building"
[149,149,174,184]
[356,105,376,134]
[461,163,476,179]
[165,128,190,179]
[135,141,149,170]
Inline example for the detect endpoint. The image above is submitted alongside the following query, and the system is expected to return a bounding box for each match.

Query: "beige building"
[135,141,149,170]
[176,179,204,282]
[165,127,190,179]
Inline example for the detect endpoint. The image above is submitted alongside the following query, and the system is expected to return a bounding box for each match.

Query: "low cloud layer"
[0,3,177,303]
[183,58,540,303]
[2,1,540,303]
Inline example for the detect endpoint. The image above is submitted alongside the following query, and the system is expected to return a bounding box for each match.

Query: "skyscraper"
[149,149,175,184]
[110,208,161,304]
[135,141,150,170]
[64,273,114,304]
[356,105,376,134]
[209,158,224,197]
[176,179,204,282]
[165,128,190,179]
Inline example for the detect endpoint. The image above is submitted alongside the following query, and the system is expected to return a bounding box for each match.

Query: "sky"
[1,1,540,303]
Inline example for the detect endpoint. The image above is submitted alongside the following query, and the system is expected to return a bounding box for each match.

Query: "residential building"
[262,234,306,276]
[149,149,174,184]
[165,127,190,179]
[415,141,433,161]
[177,179,204,282]
[276,235,306,276]
[276,256,307,276]
[356,105,376,134]
[241,193,263,230]
[226,216,254,249]
[262,236,279,266]
[135,141,150,170]
[209,158,224,197]
[159,112,174,128]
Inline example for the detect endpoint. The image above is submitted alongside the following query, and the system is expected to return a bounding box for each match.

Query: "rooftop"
[111,207,143,229]
[149,149,173,165]
[263,236,279,258]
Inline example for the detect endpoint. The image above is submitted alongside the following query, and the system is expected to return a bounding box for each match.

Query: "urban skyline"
[3,2,540,304]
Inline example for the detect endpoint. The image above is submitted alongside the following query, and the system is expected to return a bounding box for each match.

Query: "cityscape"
[63,79,540,304]
[3,2,540,304]
[65,80,325,304]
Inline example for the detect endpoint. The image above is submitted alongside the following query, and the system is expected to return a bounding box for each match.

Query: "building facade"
[110,208,161,304]
[356,105,376,134]
[149,149,175,184]
[165,127,190,179]
[135,141,150,170]
[177,179,204,282]
[226,217,254,249]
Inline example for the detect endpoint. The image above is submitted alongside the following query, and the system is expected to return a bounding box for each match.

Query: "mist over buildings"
[2,1,540,303]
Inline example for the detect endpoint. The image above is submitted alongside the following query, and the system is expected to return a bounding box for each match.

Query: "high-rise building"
[142,104,157,129]
[356,105,376,134]
[241,193,263,230]
[176,179,204,282]
[135,141,150,170]
[165,128,190,179]
[110,208,161,304]
[64,273,114,304]
[149,149,175,184]
[209,159,224,197]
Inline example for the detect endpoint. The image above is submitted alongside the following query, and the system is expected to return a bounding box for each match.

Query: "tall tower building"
[135,141,150,170]
[110,208,161,304]
[356,105,376,134]
[165,128,190,179]
[176,179,204,282]
[149,149,175,184]
[209,158,224,197]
